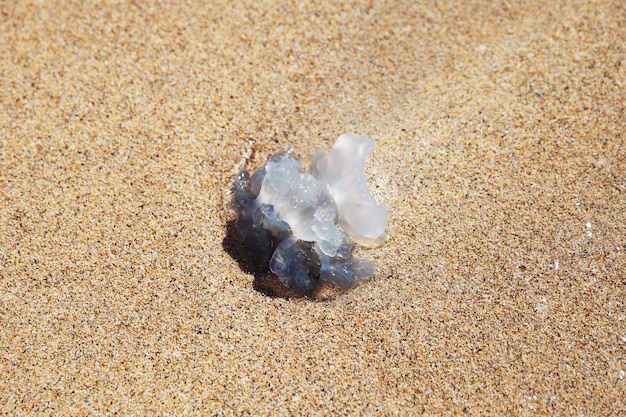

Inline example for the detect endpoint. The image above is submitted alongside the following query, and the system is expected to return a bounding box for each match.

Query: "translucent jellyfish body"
[232,133,388,295]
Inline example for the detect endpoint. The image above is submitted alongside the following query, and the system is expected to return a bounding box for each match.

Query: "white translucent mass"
[311,133,388,246]
[232,134,387,294]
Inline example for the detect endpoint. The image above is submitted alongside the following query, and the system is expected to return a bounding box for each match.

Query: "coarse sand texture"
[1,0,625,415]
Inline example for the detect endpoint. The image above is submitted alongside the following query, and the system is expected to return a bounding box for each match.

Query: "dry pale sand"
[1,0,625,415]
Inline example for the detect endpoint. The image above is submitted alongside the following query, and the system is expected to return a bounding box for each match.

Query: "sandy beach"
[1,0,624,414]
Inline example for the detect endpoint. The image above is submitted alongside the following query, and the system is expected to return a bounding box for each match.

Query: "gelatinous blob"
[318,253,374,290]
[311,133,388,246]
[232,134,387,294]
[269,238,320,294]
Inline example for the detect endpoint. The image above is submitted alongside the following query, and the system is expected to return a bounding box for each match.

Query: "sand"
[1,0,624,415]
